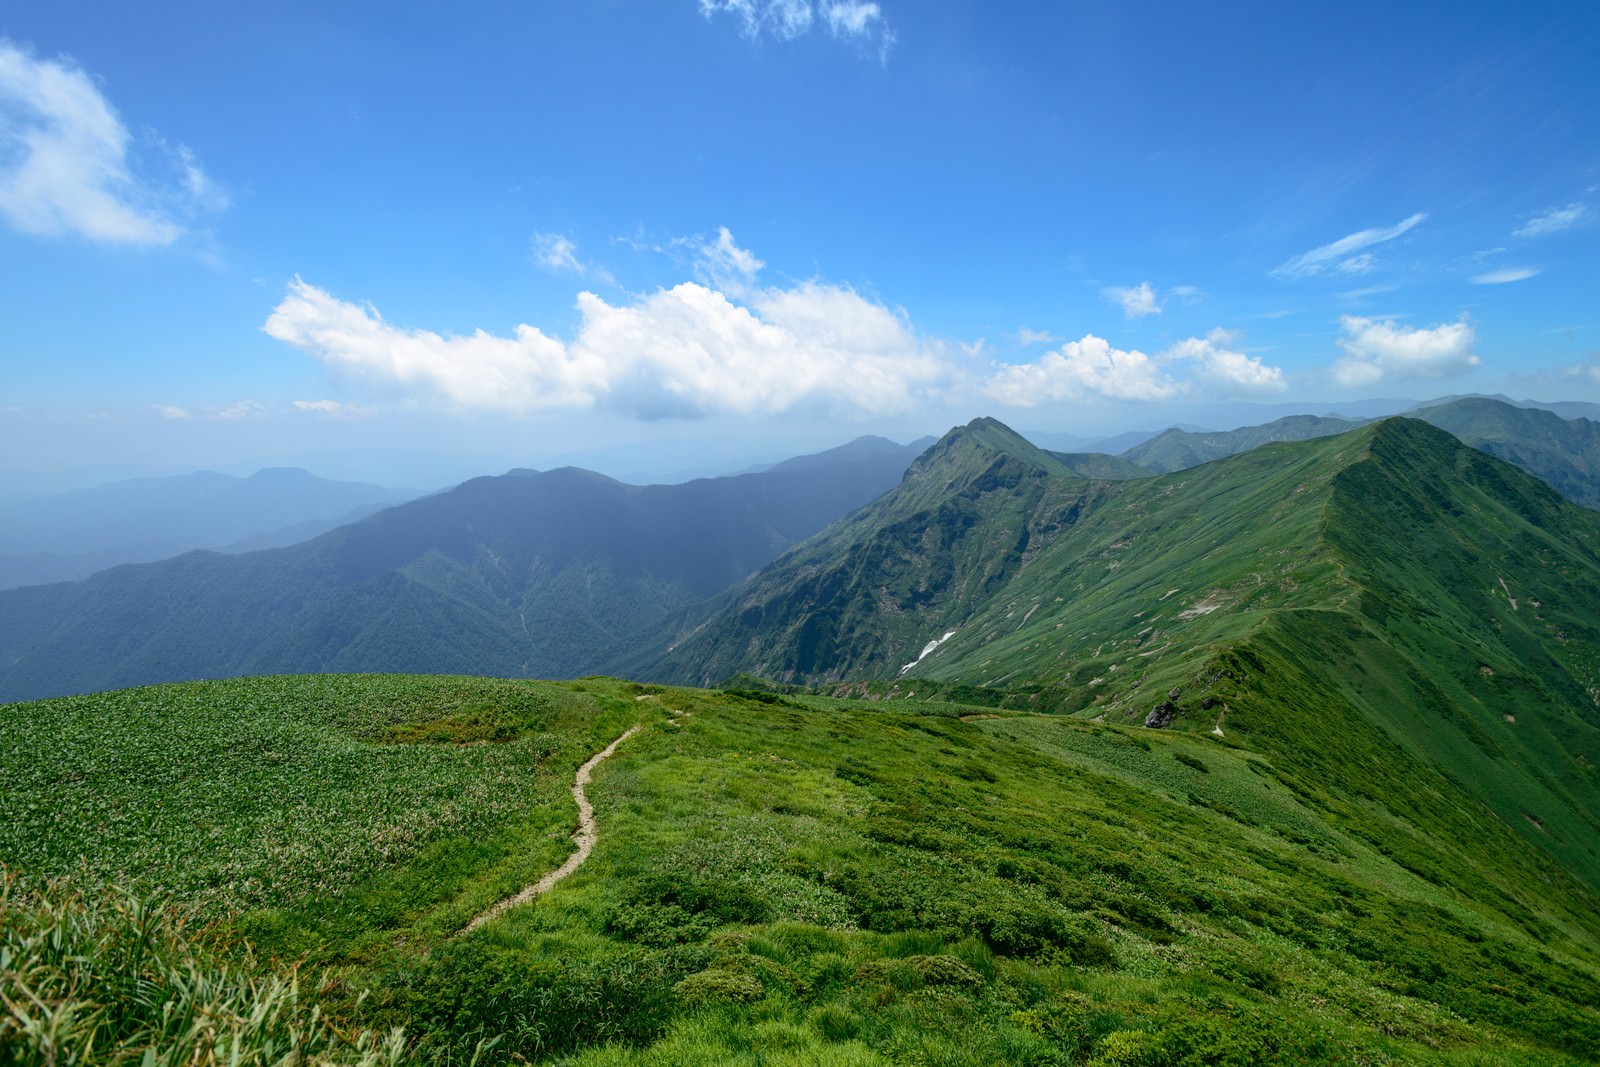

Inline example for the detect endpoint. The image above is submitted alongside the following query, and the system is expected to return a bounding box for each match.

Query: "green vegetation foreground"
[4,673,1600,1064]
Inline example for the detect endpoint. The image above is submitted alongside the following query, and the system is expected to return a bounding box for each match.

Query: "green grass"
[5,674,1600,1064]
[0,873,411,1065]
[0,674,637,957]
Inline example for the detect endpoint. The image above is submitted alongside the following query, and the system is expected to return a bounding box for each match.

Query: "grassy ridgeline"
[5,674,1600,1064]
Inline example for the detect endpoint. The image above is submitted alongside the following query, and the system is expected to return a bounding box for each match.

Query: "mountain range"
[0,467,422,590]
[5,396,1600,707]
[8,398,1600,1062]
[0,435,928,702]
[646,414,1600,887]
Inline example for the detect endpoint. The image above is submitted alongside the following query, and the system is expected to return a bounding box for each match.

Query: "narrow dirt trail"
[463,724,642,932]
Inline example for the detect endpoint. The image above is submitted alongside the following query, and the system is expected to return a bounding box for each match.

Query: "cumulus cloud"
[1331,315,1479,387]
[1515,203,1587,238]
[265,275,950,420]
[1104,282,1161,319]
[985,328,1287,407]
[1015,326,1056,346]
[1167,330,1287,396]
[699,0,893,57]
[1471,266,1539,285]
[0,39,223,243]
[154,404,192,419]
[1274,213,1427,280]
[985,336,1178,405]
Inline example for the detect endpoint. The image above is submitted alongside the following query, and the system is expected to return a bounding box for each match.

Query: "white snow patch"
[1178,591,1227,619]
[900,630,958,675]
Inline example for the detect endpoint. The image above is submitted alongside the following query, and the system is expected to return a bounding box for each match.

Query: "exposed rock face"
[1144,702,1177,729]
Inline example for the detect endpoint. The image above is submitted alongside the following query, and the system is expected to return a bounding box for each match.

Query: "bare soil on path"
[463,724,642,932]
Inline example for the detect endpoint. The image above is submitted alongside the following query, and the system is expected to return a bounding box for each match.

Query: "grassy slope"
[6,674,1600,1064]
[907,421,1600,892]
[645,418,1114,687]
[1412,397,1600,510]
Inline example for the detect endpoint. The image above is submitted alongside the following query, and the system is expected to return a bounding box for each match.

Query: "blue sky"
[2,1,1597,490]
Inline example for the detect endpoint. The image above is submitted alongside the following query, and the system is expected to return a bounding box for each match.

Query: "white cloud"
[691,226,765,296]
[265,275,950,420]
[1274,213,1427,280]
[1167,330,1287,396]
[1337,285,1398,302]
[822,2,890,42]
[1515,203,1588,238]
[0,39,222,243]
[1016,326,1056,347]
[1331,315,1479,387]
[210,401,267,420]
[1471,266,1539,285]
[293,399,371,418]
[532,232,615,285]
[985,335,1181,405]
[533,232,584,273]
[1168,285,1205,304]
[985,327,1286,406]
[154,404,191,419]
[700,0,893,56]
[1104,282,1161,319]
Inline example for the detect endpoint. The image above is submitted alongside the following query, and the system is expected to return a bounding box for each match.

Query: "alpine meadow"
[5,3,1600,1065]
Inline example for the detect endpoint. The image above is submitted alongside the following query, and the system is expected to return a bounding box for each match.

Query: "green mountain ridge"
[647,417,1600,892]
[1100,398,1600,517]
[1411,396,1600,509]
[1119,413,1366,473]
[8,418,1600,1063]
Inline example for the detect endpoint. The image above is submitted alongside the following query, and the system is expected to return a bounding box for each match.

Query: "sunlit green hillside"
[4,673,1600,1064]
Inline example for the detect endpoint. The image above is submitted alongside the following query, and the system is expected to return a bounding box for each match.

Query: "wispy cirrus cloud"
[699,0,894,58]
[0,38,224,244]
[1331,315,1479,386]
[1471,266,1539,285]
[1515,203,1588,238]
[532,232,617,285]
[689,226,765,296]
[153,401,266,420]
[1274,213,1427,280]
[293,399,373,418]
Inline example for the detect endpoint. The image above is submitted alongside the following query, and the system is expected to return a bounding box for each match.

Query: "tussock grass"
[0,872,410,1065]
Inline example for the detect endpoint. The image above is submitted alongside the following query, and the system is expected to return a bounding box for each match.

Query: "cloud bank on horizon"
[264,230,1490,419]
